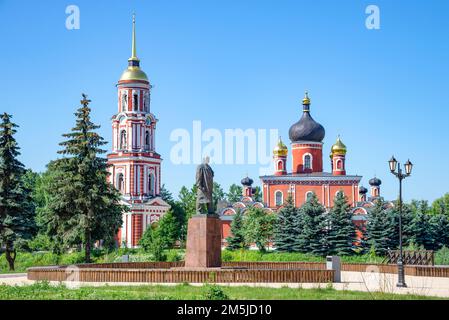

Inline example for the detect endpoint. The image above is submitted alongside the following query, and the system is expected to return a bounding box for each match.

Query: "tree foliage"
[0,113,36,270]
[226,209,247,250]
[274,196,300,252]
[40,96,125,262]
[243,207,275,252]
[327,191,356,255]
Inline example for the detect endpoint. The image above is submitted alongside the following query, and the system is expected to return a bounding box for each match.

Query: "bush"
[203,284,229,300]
[435,246,449,265]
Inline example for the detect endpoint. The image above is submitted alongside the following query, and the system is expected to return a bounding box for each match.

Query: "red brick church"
[260,92,362,209]
[220,92,389,243]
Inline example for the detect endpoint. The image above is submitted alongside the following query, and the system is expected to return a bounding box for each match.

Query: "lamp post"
[388,156,413,288]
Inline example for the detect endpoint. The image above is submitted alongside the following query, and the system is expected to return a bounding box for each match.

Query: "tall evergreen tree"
[0,113,36,270]
[44,95,125,262]
[430,214,449,250]
[226,184,243,203]
[274,196,300,252]
[365,200,392,255]
[294,193,328,256]
[226,209,247,250]
[327,191,356,255]
[408,210,434,250]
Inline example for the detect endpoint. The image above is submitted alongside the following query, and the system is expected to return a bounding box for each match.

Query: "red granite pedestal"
[184,214,222,268]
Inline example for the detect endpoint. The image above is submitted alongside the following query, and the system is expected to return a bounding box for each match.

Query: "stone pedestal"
[185,214,222,268]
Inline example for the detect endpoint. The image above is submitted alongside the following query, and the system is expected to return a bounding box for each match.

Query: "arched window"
[117,173,124,193]
[336,159,343,170]
[275,191,283,206]
[277,160,283,171]
[335,190,344,198]
[305,191,314,202]
[148,173,155,196]
[304,154,312,170]
[145,131,150,150]
[120,130,127,149]
[133,93,138,111]
[143,93,149,112]
[122,92,127,111]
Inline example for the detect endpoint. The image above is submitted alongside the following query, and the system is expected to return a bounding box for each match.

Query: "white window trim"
[303,153,313,170]
[305,191,314,202]
[275,190,283,206]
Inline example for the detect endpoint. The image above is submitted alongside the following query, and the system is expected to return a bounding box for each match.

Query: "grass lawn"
[0,282,440,300]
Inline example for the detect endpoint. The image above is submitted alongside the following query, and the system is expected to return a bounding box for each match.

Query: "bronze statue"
[196,156,215,214]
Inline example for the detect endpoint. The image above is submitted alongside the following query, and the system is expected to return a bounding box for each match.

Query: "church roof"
[260,172,362,184]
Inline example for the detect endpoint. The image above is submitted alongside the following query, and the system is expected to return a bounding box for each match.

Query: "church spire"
[128,13,140,66]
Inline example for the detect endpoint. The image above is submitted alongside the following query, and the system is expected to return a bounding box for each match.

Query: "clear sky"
[1,0,448,203]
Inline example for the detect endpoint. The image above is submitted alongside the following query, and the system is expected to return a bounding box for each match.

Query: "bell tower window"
[133,93,138,111]
[122,92,127,111]
[145,131,150,150]
[120,130,127,149]
[148,173,155,196]
[117,173,124,193]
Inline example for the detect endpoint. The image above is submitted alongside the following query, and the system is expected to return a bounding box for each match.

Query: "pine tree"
[408,210,434,250]
[226,209,247,250]
[365,200,392,256]
[430,214,449,250]
[294,193,328,256]
[274,196,300,252]
[45,95,125,262]
[0,113,36,270]
[327,191,356,255]
[226,184,243,203]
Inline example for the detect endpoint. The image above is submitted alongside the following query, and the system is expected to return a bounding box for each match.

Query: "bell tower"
[107,15,170,248]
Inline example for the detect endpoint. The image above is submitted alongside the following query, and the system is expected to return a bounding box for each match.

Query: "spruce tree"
[226,184,243,203]
[365,200,391,255]
[408,210,434,250]
[327,191,356,255]
[294,193,328,256]
[274,196,300,252]
[226,209,247,250]
[46,94,125,262]
[0,113,36,270]
[430,214,449,250]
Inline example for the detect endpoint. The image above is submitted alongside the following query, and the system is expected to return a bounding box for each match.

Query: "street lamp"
[388,156,413,288]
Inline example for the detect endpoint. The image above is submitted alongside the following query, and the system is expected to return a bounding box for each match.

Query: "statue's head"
[203,156,210,164]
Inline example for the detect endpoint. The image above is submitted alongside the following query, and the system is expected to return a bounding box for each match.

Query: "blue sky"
[1,0,448,202]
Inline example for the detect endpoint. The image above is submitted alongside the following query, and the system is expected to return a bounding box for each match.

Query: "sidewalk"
[1,271,448,298]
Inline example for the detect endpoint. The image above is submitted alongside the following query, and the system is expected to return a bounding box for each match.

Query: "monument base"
[185,214,222,268]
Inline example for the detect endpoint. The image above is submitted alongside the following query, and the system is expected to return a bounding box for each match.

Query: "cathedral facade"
[107,17,170,248]
[260,92,362,209]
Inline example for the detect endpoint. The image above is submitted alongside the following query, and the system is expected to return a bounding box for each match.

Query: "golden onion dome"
[331,136,347,155]
[120,66,149,82]
[273,137,288,156]
[119,14,149,83]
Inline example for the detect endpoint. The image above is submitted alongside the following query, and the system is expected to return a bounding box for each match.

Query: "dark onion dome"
[369,177,382,186]
[359,186,368,195]
[241,176,254,186]
[289,91,325,143]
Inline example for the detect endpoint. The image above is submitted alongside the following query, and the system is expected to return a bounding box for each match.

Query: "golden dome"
[331,136,347,155]
[273,137,288,156]
[120,66,149,82]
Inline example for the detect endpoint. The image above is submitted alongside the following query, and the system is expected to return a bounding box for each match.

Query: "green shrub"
[203,284,229,300]
[435,246,449,265]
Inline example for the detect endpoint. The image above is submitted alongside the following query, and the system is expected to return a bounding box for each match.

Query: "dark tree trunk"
[5,245,16,271]
[85,231,91,263]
